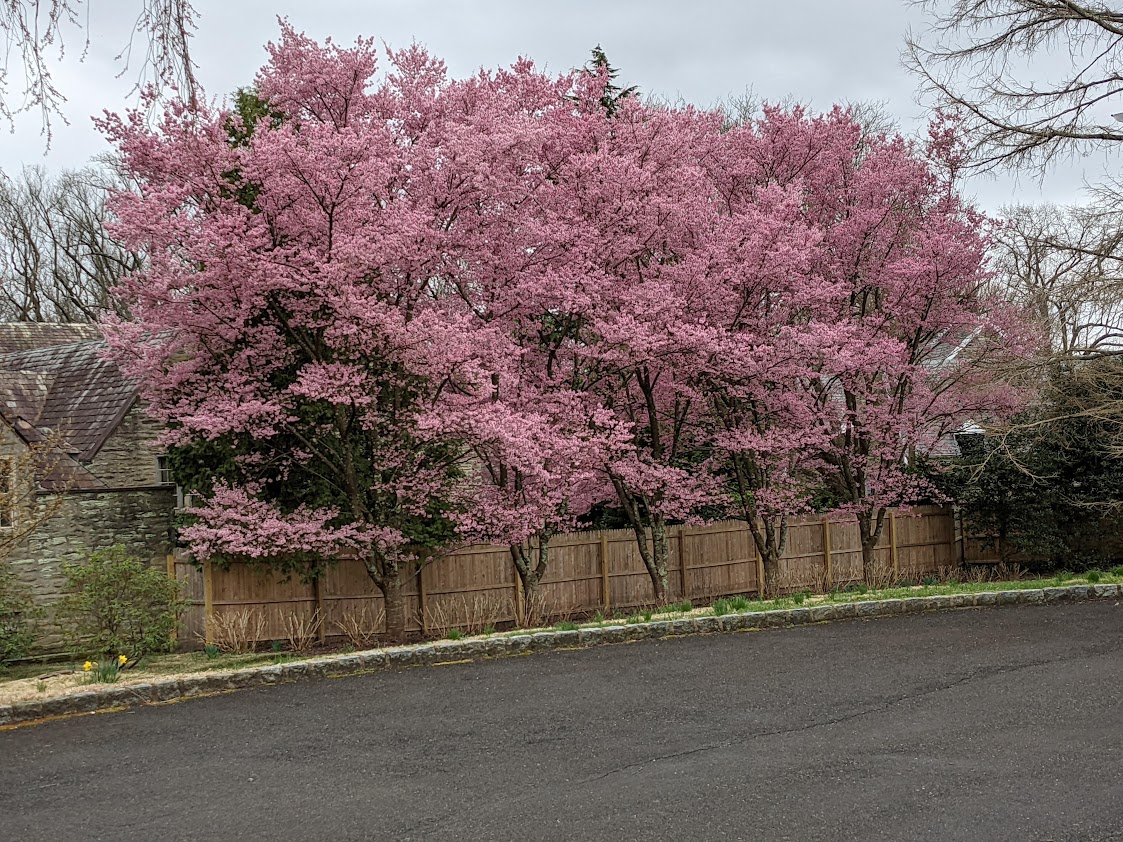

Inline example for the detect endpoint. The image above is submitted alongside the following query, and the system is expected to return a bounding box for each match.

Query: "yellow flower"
[118,655,128,666]
[83,661,93,672]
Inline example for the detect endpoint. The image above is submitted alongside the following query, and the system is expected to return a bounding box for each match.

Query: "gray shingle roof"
[0,340,138,463]
[0,323,100,356]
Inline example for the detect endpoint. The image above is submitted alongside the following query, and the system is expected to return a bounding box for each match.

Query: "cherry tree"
[99,26,533,639]
[99,22,1031,634]
[524,96,730,602]
[764,108,1030,579]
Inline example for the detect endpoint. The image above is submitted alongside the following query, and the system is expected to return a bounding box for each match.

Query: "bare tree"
[906,0,1123,172]
[993,203,1123,356]
[1,1,198,142]
[0,165,139,322]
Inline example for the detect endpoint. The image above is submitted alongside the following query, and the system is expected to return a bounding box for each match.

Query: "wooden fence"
[173,505,961,647]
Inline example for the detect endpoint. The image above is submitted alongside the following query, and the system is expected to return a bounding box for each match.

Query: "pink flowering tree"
[99,26,538,639]
[99,21,1033,634]
[521,96,732,603]
[692,179,835,596]
[753,108,1029,580]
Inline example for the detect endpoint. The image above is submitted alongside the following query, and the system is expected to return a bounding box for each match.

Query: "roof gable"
[0,339,139,462]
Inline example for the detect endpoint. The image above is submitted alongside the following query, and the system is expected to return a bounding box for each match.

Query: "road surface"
[2,602,1122,841]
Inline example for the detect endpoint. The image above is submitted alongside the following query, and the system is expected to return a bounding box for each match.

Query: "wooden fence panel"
[601,528,659,611]
[776,517,826,592]
[423,545,513,632]
[173,555,205,646]
[683,525,756,601]
[895,506,957,577]
[824,518,868,585]
[536,533,603,617]
[320,558,386,637]
[177,506,969,647]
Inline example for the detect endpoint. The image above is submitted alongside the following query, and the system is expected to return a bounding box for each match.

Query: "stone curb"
[3,583,1119,728]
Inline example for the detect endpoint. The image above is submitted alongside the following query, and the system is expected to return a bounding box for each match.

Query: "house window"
[0,457,13,529]
[156,455,174,486]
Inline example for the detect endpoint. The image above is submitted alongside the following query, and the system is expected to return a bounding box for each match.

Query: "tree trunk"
[747,514,788,600]
[382,572,407,642]
[762,553,782,600]
[650,514,669,601]
[510,531,551,626]
[625,513,670,603]
[611,477,669,604]
[858,508,887,585]
[363,554,408,642]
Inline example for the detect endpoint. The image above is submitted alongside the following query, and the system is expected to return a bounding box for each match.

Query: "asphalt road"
[2,602,1122,842]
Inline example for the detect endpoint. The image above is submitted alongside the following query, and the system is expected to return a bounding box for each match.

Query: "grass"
[4,569,1118,697]
[1,648,306,692]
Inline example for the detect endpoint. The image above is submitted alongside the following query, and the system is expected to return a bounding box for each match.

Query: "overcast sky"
[0,0,1104,212]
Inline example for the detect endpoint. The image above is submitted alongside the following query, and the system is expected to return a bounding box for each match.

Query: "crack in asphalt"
[413,644,1118,838]
[580,649,1094,785]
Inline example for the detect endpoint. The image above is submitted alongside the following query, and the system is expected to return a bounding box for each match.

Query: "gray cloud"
[0,0,1100,211]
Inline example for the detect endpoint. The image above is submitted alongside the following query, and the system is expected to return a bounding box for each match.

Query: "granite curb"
[3,583,1119,727]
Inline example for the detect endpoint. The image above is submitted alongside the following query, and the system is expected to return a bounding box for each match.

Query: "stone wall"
[86,402,169,489]
[7,487,176,651]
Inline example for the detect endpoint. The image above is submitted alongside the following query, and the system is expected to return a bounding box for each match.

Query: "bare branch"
[0,1,199,144]
[906,0,1123,171]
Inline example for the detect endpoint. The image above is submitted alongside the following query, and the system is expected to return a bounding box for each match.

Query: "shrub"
[0,563,40,667]
[1086,570,1102,584]
[55,546,183,659]
[711,599,730,617]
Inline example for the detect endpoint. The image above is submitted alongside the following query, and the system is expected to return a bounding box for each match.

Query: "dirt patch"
[0,670,92,707]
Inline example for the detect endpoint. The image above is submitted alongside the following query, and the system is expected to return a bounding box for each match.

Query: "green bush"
[55,546,183,659]
[0,563,40,667]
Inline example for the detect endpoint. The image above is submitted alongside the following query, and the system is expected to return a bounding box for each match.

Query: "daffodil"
[83,661,93,672]
[118,654,128,666]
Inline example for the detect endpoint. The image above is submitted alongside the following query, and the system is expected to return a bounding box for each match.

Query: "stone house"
[0,324,176,648]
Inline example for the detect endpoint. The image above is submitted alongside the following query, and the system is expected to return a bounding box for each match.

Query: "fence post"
[822,519,833,590]
[889,511,900,581]
[678,528,689,600]
[754,527,765,599]
[203,558,215,647]
[166,553,178,645]
[418,562,428,634]
[313,573,326,644]
[599,533,611,612]
[513,561,525,627]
